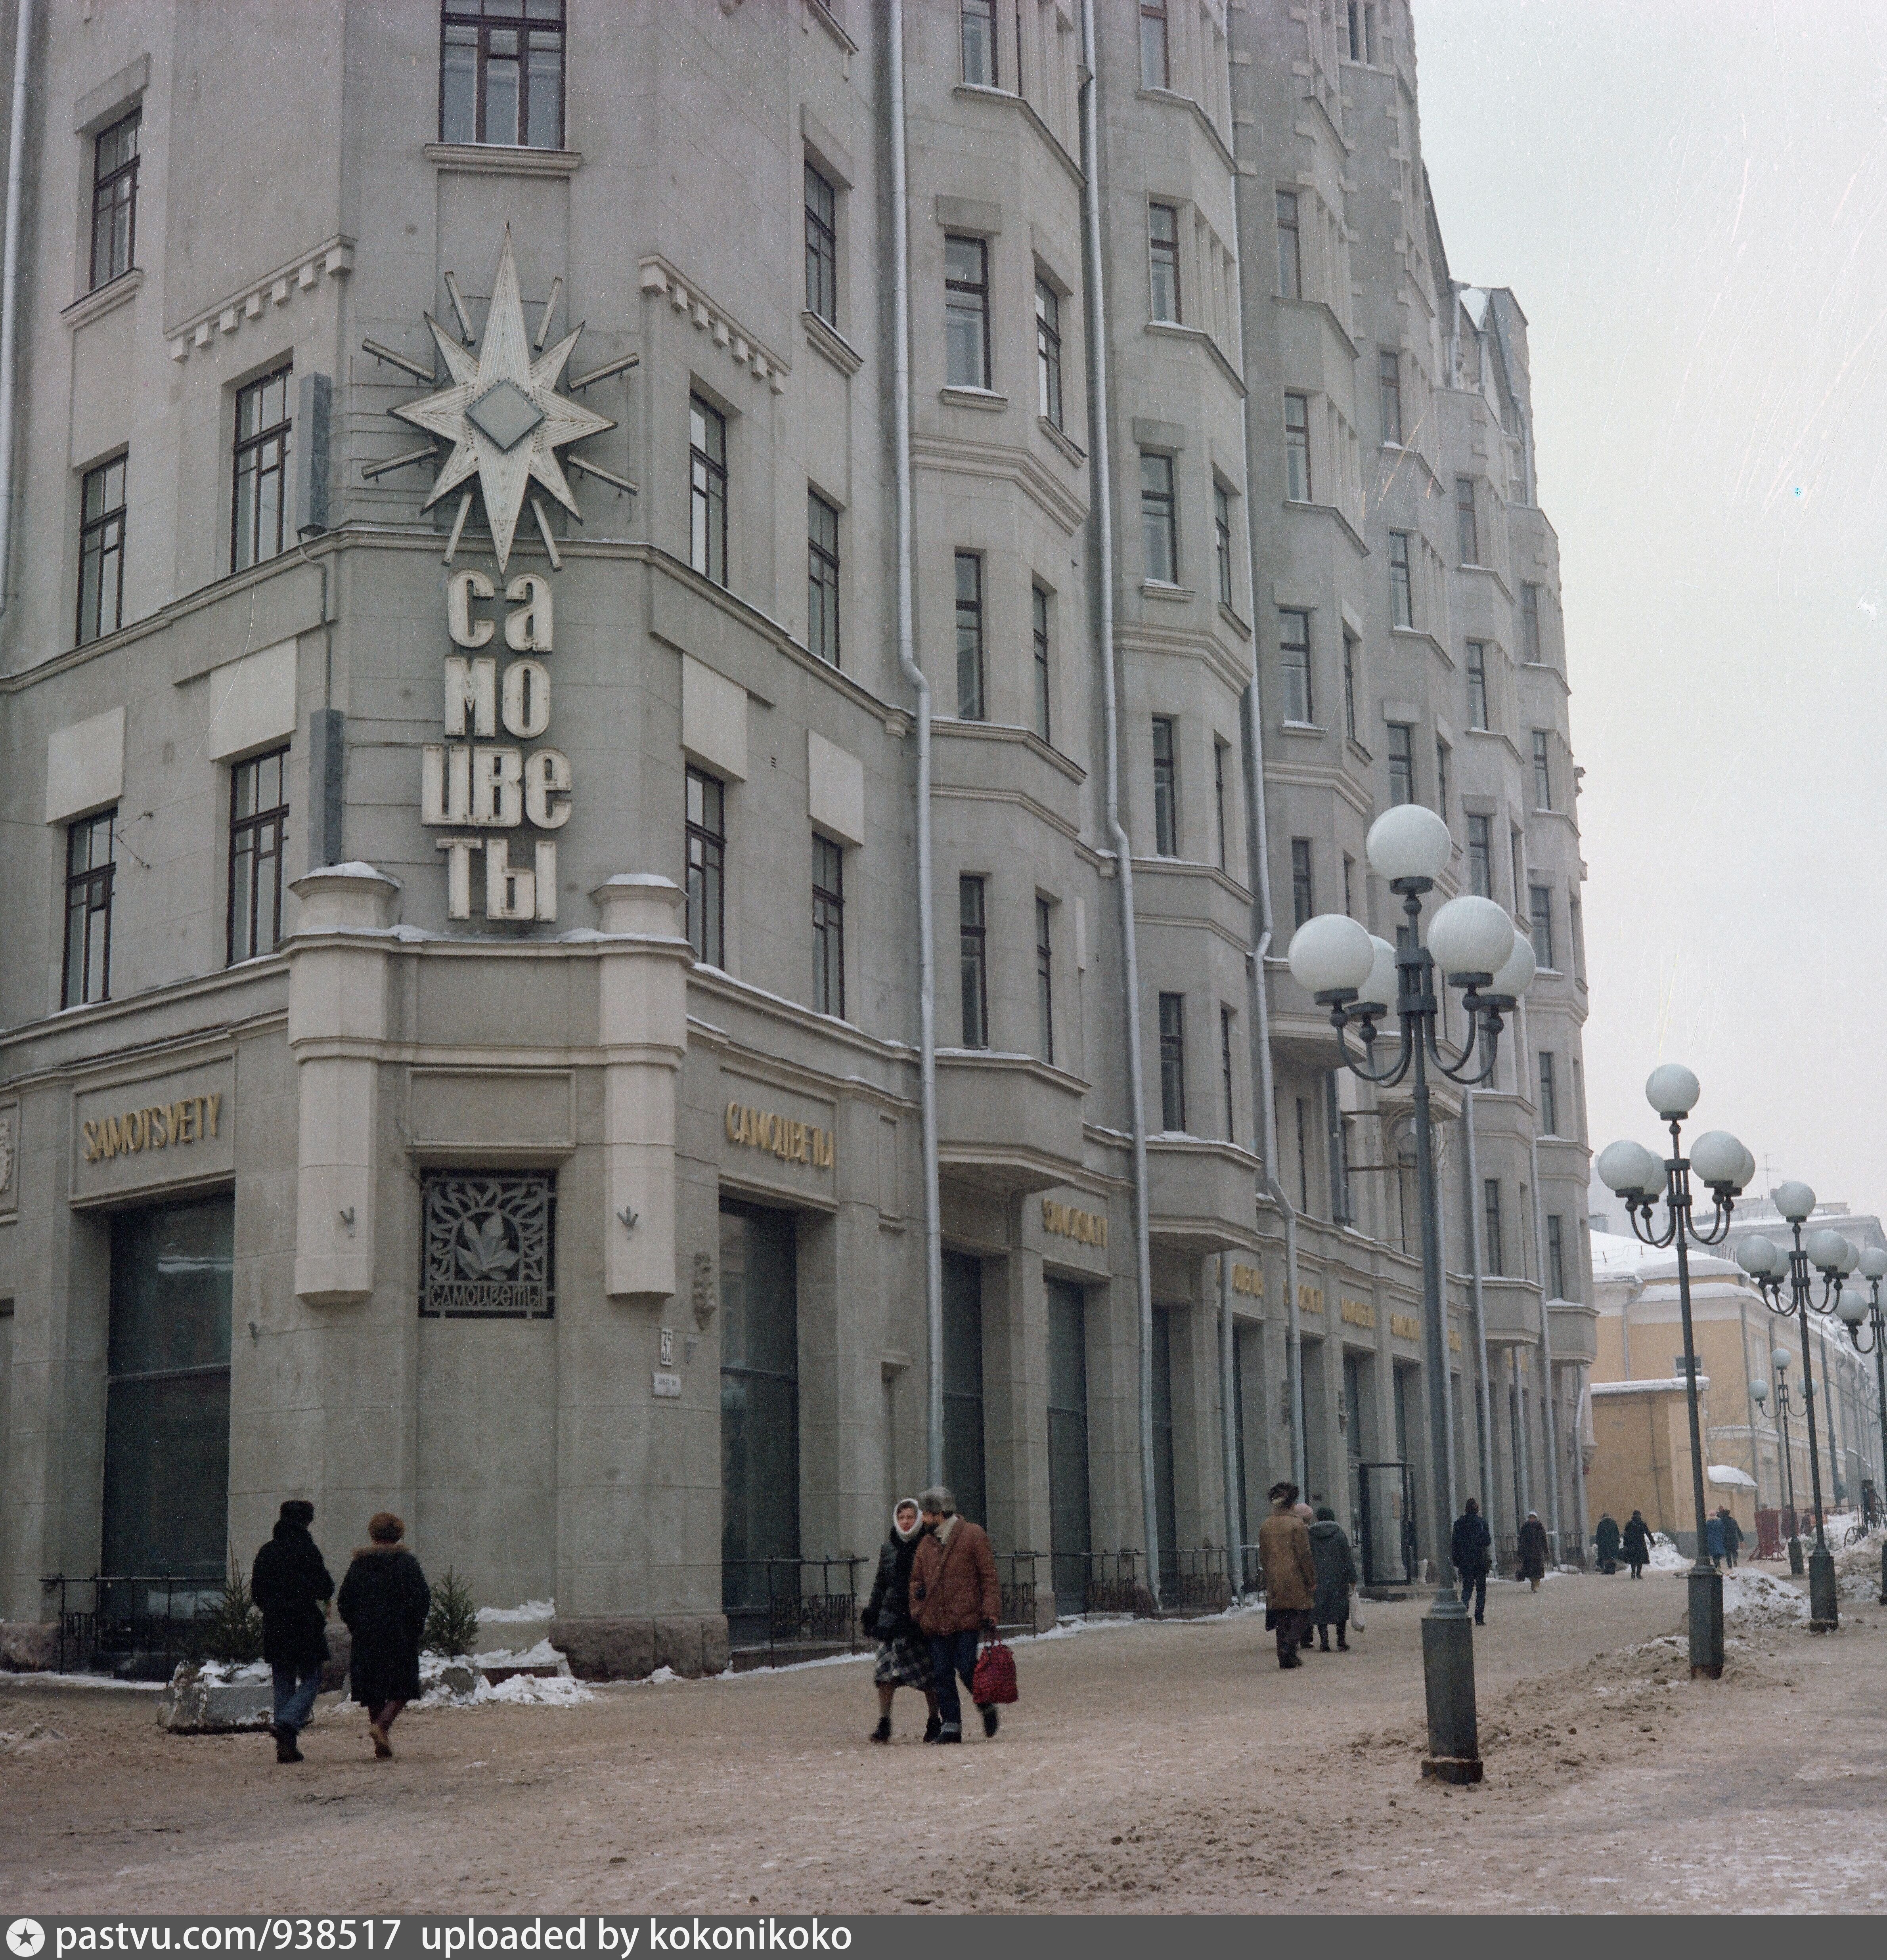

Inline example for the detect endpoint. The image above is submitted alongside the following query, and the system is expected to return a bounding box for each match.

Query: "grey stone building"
[0,0,1592,1673]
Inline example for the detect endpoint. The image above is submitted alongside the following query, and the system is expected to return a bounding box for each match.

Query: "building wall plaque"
[72,1060,235,1205]
[419,1170,556,1319]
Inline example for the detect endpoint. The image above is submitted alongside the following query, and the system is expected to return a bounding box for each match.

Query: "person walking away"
[1621,1508,1652,1579]
[1704,1510,1726,1566]
[1452,1497,1493,1625]
[250,1499,333,1765]
[1257,1482,1318,1668]
[1516,1511,1549,1592]
[907,1485,1002,1743]
[1719,1507,1743,1569]
[1291,1501,1319,1646]
[337,1512,431,1759]
[862,1497,938,1743]
[1306,1505,1357,1651]
[1595,1512,1621,1575]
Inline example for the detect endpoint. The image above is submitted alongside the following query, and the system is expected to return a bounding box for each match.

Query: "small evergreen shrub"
[195,1551,264,1664]
[424,1567,482,1657]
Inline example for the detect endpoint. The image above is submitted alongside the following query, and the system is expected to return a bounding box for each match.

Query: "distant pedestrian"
[337,1512,431,1760]
[908,1485,1002,1744]
[1718,1507,1743,1569]
[1307,1505,1357,1651]
[1705,1511,1726,1564]
[862,1497,938,1744]
[1292,1502,1319,1645]
[1258,1482,1318,1669]
[1452,1497,1492,1624]
[1595,1512,1621,1575]
[249,1499,334,1766]
[1621,1509,1653,1579]
[1516,1511,1549,1591]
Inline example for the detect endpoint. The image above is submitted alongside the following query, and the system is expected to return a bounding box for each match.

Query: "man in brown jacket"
[909,1484,1003,1742]
[1258,1480,1319,1669]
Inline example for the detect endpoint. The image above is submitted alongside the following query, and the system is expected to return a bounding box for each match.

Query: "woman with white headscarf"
[861,1497,938,1743]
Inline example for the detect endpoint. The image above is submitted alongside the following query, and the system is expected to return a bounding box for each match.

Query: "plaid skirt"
[874,1631,933,1688]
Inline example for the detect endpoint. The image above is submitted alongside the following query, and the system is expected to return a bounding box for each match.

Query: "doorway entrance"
[1046,1279,1091,1614]
[720,1200,799,1641]
[942,1251,986,1525]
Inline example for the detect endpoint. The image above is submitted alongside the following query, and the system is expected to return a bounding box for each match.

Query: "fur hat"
[279,1499,315,1527]
[367,1510,405,1545]
[1315,1505,1336,1522]
[918,1485,956,1516]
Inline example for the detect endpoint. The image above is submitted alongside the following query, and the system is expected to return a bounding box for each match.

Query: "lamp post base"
[1420,1602,1480,1782]
[1687,1565,1724,1677]
[1808,1543,1839,1630]
[1788,1536,1804,1576]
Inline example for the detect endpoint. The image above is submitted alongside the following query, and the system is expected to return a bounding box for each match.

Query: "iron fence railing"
[1166,1546,1234,1614]
[1076,1549,1154,1618]
[723,1555,865,1668]
[997,1550,1044,1631]
[40,1574,223,1676]
[1238,1543,1266,1597]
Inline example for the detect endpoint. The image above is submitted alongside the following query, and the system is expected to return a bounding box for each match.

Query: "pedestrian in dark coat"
[336,1512,431,1760]
[1621,1509,1653,1579]
[1705,1513,1726,1562]
[908,1486,1003,1743]
[1719,1508,1743,1568]
[250,1499,334,1765]
[1257,1482,1319,1669]
[1516,1511,1549,1590]
[1306,1505,1357,1651]
[1452,1497,1493,1624]
[1595,1513,1621,1574]
[861,1498,938,1744]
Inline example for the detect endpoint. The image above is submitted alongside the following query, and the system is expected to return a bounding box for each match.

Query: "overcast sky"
[1414,0,1887,1213]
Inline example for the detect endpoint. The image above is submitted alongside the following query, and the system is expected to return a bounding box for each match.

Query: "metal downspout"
[1079,0,1160,1603]
[887,0,944,1487]
[0,0,35,614]
[1462,1089,1495,1516]
[1519,998,1564,1557]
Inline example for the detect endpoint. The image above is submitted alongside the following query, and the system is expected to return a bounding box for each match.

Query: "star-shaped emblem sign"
[393,227,614,571]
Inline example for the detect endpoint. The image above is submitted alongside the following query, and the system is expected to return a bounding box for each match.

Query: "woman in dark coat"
[1306,1505,1358,1652]
[1621,1509,1654,1579]
[337,1511,431,1759]
[1517,1511,1549,1590]
[1595,1512,1621,1574]
[861,1498,938,1743]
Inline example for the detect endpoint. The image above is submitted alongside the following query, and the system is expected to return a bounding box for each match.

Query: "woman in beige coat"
[1257,1482,1319,1669]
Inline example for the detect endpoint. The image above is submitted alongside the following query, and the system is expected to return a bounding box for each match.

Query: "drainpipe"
[1518,997,1564,1558]
[888,0,944,1488]
[0,0,35,615]
[1079,0,1160,1603]
[1462,1089,1495,1515]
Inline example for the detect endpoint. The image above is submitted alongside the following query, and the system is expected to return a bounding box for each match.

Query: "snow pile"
[191,1658,272,1685]
[1648,1533,1690,1572]
[1722,1568,1810,1631]
[471,1637,561,1668]
[477,1598,554,1627]
[408,1650,592,1709]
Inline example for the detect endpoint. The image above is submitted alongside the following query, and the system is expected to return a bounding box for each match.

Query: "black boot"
[981,1703,999,1738]
[274,1723,303,1765]
[870,1715,892,1745]
[1318,1629,1330,1652]
[923,1713,941,1743]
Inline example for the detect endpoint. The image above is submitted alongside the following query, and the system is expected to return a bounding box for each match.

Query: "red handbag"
[971,1637,1018,1705]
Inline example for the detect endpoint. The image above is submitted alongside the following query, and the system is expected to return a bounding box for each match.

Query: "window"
[1326,1072,1351,1226]
[1465,641,1489,729]
[1343,853,1355,917]
[1570,896,1585,981]
[1529,885,1555,969]
[959,876,989,1047]
[440,0,565,149]
[1435,738,1451,819]
[232,365,292,573]
[1455,476,1479,566]
[228,747,289,964]
[1152,715,1178,855]
[1342,630,1359,742]
[1572,1056,1586,1141]
[1221,1006,1237,1142]
[945,235,991,390]
[1291,838,1314,930]
[63,809,116,1008]
[1467,814,1492,898]
[1032,585,1052,741]
[1214,484,1234,609]
[77,454,127,646]
[1140,0,1170,87]
[89,110,140,292]
[1532,729,1552,809]
[1296,1096,1310,1212]
[808,491,840,665]
[1538,1051,1559,1136]
[805,163,838,325]
[1521,582,1543,662]
[1275,191,1301,299]
[961,0,998,84]
[1148,204,1181,323]
[1547,1214,1567,1300]
[1036,897,1054,1064]
[1213,739,1229,871]
[1378,348,1402,444]
[954,551,986,719]
[1510,827,1524,911]
[1141,453,1177,584]
[1387,723,1414,805]
[689,395,729,586]
[1035,280,1063,427]
[1158,994,1186,1131]
[686,767,726,967]
[1279,609,1312,723]
[1346,0,1362,60]
[1388,531,1412,628]
[1483,1179,1504,1276]
[1284,394,1312,501]
[812,834,845,1017]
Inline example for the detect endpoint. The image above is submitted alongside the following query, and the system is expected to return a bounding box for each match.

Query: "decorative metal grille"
[420,1172,555,1319]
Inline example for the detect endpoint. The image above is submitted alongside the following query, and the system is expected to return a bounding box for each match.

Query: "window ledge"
[63,267,143,331]
[940,385,1009,412]
[1141,579,1193,603]
[1344,736,1374,766]
[802,309,863,377]
[1038,415,1086,465]
[1279,720,1326,738]
[424,142,582,176]
[1217,601,1251,639]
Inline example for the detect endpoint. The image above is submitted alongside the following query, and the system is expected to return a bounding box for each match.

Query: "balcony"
[1145,1135,1260,1252]
[1548,1298,1598,1365]
[935,1051,1087,1195]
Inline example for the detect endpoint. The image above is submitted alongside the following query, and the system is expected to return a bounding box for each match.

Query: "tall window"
[1454,476,1479,565]
[1570,896,1585,981]
[804,163,838,325]
[63,809,116,1009]
[686,767,726,968]
[1435,738,1451,819]
[1151,715,1178,855]
[77,454,128,646]
[232,365,292,573]
[690,395,728,586]
[1275,191,1301,299]
[1483,1179,1504,1276]
[1547,1214,1567,1299]
[945,235,991,389]
[1572,1056,1585,1141]
[1538,1051,1559,1135]
[1465,640,1489,729]
[90,111,140,292]
[954,552,986,719]
[1148,204,1181,322]
[1158,994,1186,1131]
[1141,453,1177,583]
[1220,1006,1237,1142]
[1467,814,1492,897]
[1388,531,1412,627]
[440,0,565,148]
[1291,838,1314,930]
[228,748,289,964]
[959,876,989,1048]
[1213,739,1229,870]
[1035,279,1063,427]
[1521,582,1543,661]
[961,0,998,84]
[1532,729,1552,808]
[1378,348,1402,444]
[1279,608,1312,723]
[1214,484,1234,609]
[1032,585,1052,741]
[1343,853,1355,917]
[1387,723,1414,805]
[1036,897,1054,1064]
[1342,630,1359,742]
[1529,885,1555,969]
[1140,0,1170,86]
[1346,0,1362,59]
[1284,393,1312,501]
[808,491,840,665]
[1510,828,1525,911]
[812,834,845,1017]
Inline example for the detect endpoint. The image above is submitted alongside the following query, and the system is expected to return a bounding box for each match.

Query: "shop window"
[943,1250,987,1528]
[440,0,565,149]
[1047,1278,1092,1614]
[1152,1305,1179,1590]
[419,1172,556,1318]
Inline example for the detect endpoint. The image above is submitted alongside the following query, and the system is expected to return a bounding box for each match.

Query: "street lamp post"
[1288,803,1532,1787]
[1752,1349,1803,1574]
[1835,1247,1887,1605]
[1595,1071,1753,1679]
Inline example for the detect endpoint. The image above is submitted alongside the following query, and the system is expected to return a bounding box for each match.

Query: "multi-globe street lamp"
[1833,1247,1887,1605]
[1594,1068,1753,1678]
[1287,802,1534,1786]
[1750,1348,1803,1575]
